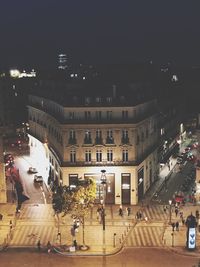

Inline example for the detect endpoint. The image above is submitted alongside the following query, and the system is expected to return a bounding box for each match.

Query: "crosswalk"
[4,203,169,248]
[10,224,57,246]
[125,225,164,247]
[134,205,169,221]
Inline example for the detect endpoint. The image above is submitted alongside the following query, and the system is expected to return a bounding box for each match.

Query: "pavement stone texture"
[1,202,200,256]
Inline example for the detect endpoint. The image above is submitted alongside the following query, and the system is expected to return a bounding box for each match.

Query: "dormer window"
[96,97,101,103]
[106,97,112,103]
[85,97,91,105]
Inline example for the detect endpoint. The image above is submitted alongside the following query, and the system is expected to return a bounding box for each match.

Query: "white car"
[28,167,38,174]
[34,175,43,183]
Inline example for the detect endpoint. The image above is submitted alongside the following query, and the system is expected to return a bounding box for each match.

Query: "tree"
[71,178,96,248]
[52,178,96,248]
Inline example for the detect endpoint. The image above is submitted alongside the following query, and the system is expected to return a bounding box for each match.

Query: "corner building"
[27,81,159,205]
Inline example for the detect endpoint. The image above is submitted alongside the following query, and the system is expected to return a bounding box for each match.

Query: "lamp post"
[101,169,107,253]
[169,199,172,224]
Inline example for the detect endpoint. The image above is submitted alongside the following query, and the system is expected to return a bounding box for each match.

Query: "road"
[8,155,51,205]
[0,248,199,267]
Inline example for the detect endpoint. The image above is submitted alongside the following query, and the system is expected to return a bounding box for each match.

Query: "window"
[85,150,91,162]
[69,129,76,144]
[106,97,112,103]
[122,110,128,119]
[85,97,91,105]
[107,111,112,120]
[122,130,129,144]
[141,132,144,141]
[146,128,149,138]
[95,111,102,120]
[95,129,102,144]
[69,112,75,120]
[122,149,128,162]
[84,130,92,144]
[85,111,91,120]
[107,149,113,162]
[96,150,102,162]
[70,149,76,163]
[106,130,114,144]
[96,97,101,103]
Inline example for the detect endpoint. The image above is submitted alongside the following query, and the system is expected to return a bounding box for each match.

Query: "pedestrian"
[139,211,142,220]
[127,207,131,216]
[179,211,183,219]
[9,220,13,231]
[163,206,166,213]
[119,205,123,217]
[97,206,101,220]
[175,207,179,217]
[47,241,51,253]
[171,222,175,231]
[175,221,179,231]
[37,238,41,252]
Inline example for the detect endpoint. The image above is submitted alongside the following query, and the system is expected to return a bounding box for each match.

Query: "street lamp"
[100,169,107,253]
[169,199,172,224]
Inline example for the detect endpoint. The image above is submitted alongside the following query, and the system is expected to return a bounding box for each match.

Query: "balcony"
[121,138,129,144]
[68,138,77,145]
[95,138,103,145]
[106,137,114,145]
[84,138,92,145]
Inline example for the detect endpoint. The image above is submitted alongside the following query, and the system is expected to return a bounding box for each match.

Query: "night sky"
[1,0,200,69]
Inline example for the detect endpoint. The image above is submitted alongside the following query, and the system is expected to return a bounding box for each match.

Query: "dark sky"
[1,0,200,69]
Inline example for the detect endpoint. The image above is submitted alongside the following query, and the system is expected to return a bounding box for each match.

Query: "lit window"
[107,149,113,162]
[96,150,102,162]
[70,150,76,163]
[85,150,91,162]
[122,149,128,162]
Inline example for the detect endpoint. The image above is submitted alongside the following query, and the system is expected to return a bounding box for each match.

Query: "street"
[0,248,198,267]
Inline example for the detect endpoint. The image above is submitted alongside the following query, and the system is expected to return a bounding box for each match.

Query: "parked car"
[28,167,38,174]
[34,175,43,183]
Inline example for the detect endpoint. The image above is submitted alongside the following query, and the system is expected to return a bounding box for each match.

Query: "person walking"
[175,221,179,231]
[175,207,179,217]
[119,205,123,217]
[47,241,51,253]
[127,207,131,216]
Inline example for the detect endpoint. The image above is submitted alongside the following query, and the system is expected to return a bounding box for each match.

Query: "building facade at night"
[27,81,159,205]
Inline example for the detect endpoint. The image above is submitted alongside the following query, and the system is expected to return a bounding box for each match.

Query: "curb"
[0,245,123,257]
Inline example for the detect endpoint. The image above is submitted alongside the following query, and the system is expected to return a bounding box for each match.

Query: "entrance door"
[121,174,131,204]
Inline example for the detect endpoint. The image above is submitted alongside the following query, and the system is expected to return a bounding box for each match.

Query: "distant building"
[58,54,68,70]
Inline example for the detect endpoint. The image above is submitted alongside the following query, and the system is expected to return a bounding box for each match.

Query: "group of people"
[118,206,131,217]
[37,239,52,253]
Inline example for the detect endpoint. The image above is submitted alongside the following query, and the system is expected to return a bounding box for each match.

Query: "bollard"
[113,233,116,247]
[122,234,124,240]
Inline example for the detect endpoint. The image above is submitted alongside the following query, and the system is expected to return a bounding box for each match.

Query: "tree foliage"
[52,177,96,217]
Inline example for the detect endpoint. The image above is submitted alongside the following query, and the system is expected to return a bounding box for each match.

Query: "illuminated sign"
[188,228,196,249]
